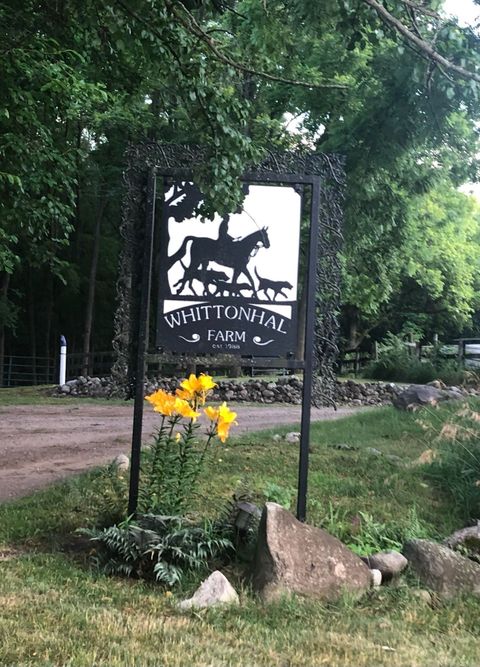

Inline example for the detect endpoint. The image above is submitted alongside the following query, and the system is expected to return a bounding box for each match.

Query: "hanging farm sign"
[156,181,301,356]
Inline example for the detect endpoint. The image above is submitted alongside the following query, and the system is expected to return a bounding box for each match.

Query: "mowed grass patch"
[198,405,461,536]
[1,402,480,665]
[0,385,126,406]
[1,552,479,666]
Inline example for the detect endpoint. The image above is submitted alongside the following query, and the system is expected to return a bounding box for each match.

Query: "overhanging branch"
[363,0,480,84]
[398,0,441,20]
[167,0,348,90]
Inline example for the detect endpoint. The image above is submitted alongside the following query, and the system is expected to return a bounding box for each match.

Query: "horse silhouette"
[167,227,270,296]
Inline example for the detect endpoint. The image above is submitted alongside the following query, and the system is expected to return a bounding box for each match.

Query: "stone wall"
[54,376,403,406]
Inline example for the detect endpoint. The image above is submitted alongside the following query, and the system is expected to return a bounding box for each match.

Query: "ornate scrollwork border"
[111,143,344,405]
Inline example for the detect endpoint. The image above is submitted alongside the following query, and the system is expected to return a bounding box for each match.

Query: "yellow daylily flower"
[175,388,193,401]
[145,390,199,421]
[197,374,217,392]
[145,389,177,416]
[217,402,238,443]
[204,405,220,422]
[179,373,217,405]
[174,397,200,421]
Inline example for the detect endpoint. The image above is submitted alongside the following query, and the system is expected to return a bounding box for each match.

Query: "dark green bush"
[366,333,466,385]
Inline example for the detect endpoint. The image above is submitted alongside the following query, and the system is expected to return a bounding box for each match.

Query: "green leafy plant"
[420,404,480,522]
[346,512,403,556]
[82,514,232,586]
[263,482,295,509]
[84,463,129,526]
[139,374,237,515]
[318,502,430,556]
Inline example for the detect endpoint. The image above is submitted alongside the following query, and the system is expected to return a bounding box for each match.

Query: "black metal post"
[128,168,157,516]
[296,178,321,522]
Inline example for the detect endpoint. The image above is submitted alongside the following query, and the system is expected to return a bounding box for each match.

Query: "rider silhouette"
[217,215,235,256]
[218,215,235,248]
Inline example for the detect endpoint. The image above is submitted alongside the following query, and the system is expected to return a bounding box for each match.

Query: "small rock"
[370,569,382,587]
[366,447,382,456]
[445,388,465,399]
[285,432,301,443]
[362,551,408,580]
[113,454,130,471]
[178,571,239,610]
[393,384,462,411]
[272,434,282,442]
[411,589,433,604]
[60,384,71,394]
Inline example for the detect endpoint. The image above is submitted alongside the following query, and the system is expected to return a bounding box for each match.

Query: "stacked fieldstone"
[53,375,478,405]
[54,375,396,405]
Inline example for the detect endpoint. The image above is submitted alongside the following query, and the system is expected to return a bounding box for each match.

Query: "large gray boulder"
[443,523,480,551]
[403,539,480,598]
[253,503,372,602]
[393,384,463,411]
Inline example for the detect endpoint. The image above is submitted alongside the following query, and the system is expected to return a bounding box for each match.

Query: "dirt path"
[0,402,361,502]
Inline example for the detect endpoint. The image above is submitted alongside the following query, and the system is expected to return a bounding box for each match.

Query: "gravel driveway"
[0,402,361,502]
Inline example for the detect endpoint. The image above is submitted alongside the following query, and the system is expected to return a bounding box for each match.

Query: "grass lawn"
[1,402,479,666]
[0,385,128,406]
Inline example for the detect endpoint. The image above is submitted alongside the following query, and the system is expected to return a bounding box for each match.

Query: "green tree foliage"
[0,0,270,365]
[2,0,480,373]
[272,2,480,347]
[387,184,480,339]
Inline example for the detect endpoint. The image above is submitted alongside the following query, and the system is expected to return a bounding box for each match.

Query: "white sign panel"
[156,182,301,356]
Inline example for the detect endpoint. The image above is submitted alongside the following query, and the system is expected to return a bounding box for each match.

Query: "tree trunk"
[44,272,53,382]
[0,272,11,387]
[344,305,363,350]
[74,121,83,261]
[82,199,106,377]
[28,268,37,384]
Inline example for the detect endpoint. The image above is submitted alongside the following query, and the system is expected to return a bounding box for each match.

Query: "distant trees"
[2,0,480,377]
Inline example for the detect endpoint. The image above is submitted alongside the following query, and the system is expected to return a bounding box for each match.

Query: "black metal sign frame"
[117,144,344,522]
[156,176,303,358]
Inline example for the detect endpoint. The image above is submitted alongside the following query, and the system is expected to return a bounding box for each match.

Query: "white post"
[59,335,67,386]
